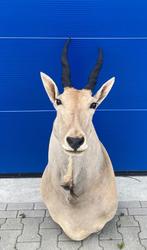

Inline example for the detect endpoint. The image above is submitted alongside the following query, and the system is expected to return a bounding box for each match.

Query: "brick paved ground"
[0,201,146,250]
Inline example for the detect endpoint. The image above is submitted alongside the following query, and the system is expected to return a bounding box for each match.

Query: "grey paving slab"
[16,242,40,250]
[0,178,42,203]
[0,229,21,250]
[116,177,147,201]
[100,239,124,250]
[0,201,147,250]
[0,218,6,227]
[39,228,61,250]
[118,201,141,208]
[1,218,23,230]
[116,208,128,216]
[58,240,82,250]
[40,217,60,229]
[141,201,147,207]
[0,210,17,218]
[128,208,147,215]
[18,209,45,218]
[0,203,7,210]
[17,217,43,242]
[135,216,147,239]
[34,202,47,210]
[118,215,138,227]
[99,216,122,240]
[59,231,73,241]
[7,202,34,210]
[141,239,147,249]
[45,209,50,217]
[118,227,145,250]
[81,234,102,250]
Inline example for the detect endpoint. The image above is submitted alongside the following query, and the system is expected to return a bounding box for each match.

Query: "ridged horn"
[61,38,72,88]
[85,48,103,91]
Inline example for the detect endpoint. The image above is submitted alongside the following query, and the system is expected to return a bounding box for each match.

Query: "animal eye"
[56,99,62,105]
[90,102,97,109]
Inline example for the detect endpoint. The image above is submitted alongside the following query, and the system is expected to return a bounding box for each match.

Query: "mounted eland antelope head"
[40,39,118,241]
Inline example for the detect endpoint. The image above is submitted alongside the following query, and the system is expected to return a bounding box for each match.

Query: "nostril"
[66,137,73,146]
[66,137,85,150]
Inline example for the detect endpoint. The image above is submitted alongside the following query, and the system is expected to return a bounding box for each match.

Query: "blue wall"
[0,0,147,174]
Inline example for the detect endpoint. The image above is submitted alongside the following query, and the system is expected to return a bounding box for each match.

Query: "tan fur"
[63,156,73,187]
[40,73,118,241]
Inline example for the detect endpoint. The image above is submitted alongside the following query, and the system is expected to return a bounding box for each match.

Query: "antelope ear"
[94,77,115,105]
[40,72,59,103]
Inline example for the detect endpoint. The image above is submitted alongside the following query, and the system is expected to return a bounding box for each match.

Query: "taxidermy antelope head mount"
[40,39,117,241]
[40,39,115,155]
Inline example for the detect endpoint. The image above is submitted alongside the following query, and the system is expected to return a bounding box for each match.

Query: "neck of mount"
[49,125,103,195]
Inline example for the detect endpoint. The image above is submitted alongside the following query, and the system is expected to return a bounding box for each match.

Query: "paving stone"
[0,210,17,218]
[141,239,147,249]
[118,226,144,250]
[18,209,45,218]
[141,201,147,207]
[16,242,40,250]
[1,218,23,230]
[0,218,6,227]
[34,202,47,210]
[58,230,98,241]
[100,239,123,250]
[17,217,43,242]
[99,216,122,240]
[116,208,128,216]
[135,216,147,239]
[81,234,102,250]
[0,229,21,250]
[0,203,7,210]
[128,208,147,215]
[40,217,60,229]
[119,201,141,208]
[45,209,50,217]
[118,215,138,227]
[7,203,34,210]
[39,228,60,250]
[59,231,72,241]
[0,201,146,250]
[58,240,81,250]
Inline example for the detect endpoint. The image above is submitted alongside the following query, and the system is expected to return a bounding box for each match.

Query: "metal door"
[0,1,147,174]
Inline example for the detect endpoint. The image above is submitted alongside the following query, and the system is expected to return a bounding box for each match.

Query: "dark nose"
[66,137,85,150]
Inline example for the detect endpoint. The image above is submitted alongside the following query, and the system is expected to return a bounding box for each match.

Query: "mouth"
[64,149,85,155]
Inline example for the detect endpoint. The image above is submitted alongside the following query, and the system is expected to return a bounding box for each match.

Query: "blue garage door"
[0,0,147,174]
